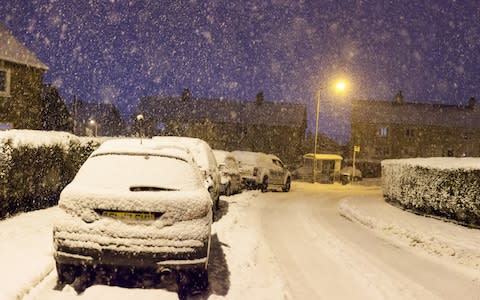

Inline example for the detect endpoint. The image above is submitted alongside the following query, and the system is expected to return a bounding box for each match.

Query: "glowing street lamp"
[312,78,348,183]
[89,119,97,137]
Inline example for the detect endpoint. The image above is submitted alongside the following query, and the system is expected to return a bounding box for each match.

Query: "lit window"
[0,69,11,96]
[378,127,388,137]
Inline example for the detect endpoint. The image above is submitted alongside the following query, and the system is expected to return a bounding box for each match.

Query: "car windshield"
[74,154,201,191]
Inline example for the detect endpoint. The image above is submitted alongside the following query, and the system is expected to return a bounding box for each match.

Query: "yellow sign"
[354,145,360,152]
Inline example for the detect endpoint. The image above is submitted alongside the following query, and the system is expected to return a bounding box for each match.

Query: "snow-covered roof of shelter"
[352,99,480,129]
[0,23,48,70]
[303,153,343,161]
[138,96,306,127]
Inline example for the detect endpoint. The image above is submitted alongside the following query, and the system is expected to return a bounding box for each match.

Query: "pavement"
[338,179,480,274]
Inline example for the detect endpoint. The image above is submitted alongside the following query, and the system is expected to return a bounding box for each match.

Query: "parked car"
[232,150,291,192]
[340,166,363,184]
[53,138,212,293]
[153,136,221,209]
[213,150,242,196]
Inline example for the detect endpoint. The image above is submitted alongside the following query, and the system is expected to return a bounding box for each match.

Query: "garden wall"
[0,130,100,218]
[382,158,480,226]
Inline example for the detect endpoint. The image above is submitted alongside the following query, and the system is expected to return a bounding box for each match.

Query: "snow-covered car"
[53,138,212,292]
[213,149,242,196]
[339,166,362,184]
[153,136,221,209]
[232,150,291,192]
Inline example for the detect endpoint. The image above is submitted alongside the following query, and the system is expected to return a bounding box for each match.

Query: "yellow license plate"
[102,210,155,221]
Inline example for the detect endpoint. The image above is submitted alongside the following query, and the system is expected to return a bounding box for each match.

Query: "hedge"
[382,158,480,226]
[0,130,100,218]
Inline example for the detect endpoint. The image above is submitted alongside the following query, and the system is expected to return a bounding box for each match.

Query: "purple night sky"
[1,1,479,142]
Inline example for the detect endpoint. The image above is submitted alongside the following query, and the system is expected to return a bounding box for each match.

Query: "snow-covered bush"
[382,158,480,226]
[0,130,101,218]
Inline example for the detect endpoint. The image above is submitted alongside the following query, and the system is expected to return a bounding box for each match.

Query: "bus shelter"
[294,153,343,183]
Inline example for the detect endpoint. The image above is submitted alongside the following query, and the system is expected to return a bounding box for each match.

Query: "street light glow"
[334,80,347,92]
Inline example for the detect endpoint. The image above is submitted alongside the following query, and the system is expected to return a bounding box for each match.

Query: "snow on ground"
[2,180,480,299]
[5,190,286,300]
[338,191,480,274]
[0,207,64,300]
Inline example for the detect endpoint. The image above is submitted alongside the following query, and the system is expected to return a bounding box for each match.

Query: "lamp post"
[312,89,321,183]
[312,79,348,184]
[89,119,97,137]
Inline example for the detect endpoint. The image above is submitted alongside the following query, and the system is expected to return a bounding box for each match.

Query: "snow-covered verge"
[0,207,65,300]
[0,130,100,218]
[382,158,480,226]
[339,195,480,274]
[3,191,286,300]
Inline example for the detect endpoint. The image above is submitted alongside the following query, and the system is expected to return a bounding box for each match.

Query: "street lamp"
[312,79,348,183]
[89,119,97,137]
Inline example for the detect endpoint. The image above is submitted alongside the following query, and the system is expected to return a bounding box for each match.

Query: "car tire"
[282,177,291,192]
[260,176,268,193]
[177,269,209,298]
[225,183,231,196]
[56,262,78,284]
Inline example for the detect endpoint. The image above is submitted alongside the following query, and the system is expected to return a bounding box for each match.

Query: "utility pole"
[72,95,77,135]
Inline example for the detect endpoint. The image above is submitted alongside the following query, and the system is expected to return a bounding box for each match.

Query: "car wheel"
[225,183,231,196]
[282,177,291,192]
[177,269,209,298]
[261,176,268,193]
[56,262,78,284]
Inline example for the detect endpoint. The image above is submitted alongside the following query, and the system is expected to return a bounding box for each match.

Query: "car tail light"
[253,167,258,176]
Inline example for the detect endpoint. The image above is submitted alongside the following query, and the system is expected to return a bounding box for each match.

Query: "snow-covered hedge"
[0,130,100,218]
[382,158,480,226]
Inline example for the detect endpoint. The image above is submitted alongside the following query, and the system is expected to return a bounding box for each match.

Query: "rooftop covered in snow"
[0,23,48,70]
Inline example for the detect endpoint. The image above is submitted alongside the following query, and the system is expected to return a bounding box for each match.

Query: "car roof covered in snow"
[152,136,217,171]
[213,150,236,164]
[91,138,194,163]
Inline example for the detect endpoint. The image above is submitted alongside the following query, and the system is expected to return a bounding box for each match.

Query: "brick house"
[136,93,307,164]
[349,97,480,176]
[0,23,48,130]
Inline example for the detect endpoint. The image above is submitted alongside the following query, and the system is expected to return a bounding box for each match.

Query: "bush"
[382,158,480,226]
[0,130,100,218]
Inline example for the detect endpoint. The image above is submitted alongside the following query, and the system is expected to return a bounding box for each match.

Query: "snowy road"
[258,183,480,299]
[3,181,480,299]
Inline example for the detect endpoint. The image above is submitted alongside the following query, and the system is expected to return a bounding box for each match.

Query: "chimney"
[182,88,191,101]
[468,97,476,110]
[394,90,404,104]
[256,91,264,106]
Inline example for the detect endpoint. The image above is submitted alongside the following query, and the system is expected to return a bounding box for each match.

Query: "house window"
[406,128,414,137]
[0,68,11,96]
[378,127,388,137]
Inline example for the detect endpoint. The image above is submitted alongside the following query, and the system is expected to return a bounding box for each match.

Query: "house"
[136,92,307,164]
[350,97,480,176]
[0,23,48,130]
[70,98,125,137]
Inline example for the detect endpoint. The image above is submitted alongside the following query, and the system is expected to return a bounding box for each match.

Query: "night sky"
[1,1,479,143]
